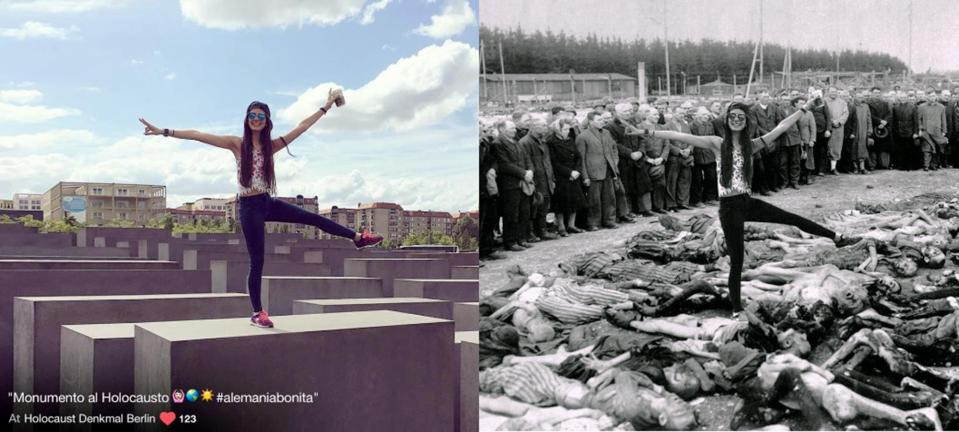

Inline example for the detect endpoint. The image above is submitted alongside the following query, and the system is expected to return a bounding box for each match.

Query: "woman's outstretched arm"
[760,98,817,144]
[139,118,238,151]
[272,88,339,154]
[631,128,720,152]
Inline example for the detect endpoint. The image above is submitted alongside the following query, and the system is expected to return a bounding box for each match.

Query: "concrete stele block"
[0,269,211,418]
[451,266,480,280]
[453,302,479,331]
[344,258,450,296]
[392,279,479,302]
[133,311,454,432]
[261,277,384,315]
[292,297,452,320]
[13,293,250,416]
[455,331,479,432]
[0,259,178,270]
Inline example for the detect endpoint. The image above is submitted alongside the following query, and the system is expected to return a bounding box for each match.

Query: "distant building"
[482,72,637,104]
[14,193,42,211]
[42,182,167,226]
[224,195,319,238]
[0,199,12,210]
[166,208,227,226]
[318,202,455,245]
[193,198,230,212]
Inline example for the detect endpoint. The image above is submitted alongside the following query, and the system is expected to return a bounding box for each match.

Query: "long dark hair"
[240,101,277,195]
[720,102,754,188]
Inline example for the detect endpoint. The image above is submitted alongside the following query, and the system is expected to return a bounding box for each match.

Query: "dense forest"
[480,26,909,85]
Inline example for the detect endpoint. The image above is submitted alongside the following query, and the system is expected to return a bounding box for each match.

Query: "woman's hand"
[139,118,163,136]
[325,88,342,110]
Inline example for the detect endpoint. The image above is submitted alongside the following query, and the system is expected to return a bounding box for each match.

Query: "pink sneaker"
[354,230,384,249]
[250,311,274,328]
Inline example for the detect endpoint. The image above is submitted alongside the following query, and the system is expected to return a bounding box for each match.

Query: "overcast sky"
[481,0,959,73]
[1,0,478,212]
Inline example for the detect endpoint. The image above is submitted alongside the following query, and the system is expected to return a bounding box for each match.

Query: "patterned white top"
[236,147,270,196]
[715,143,752,198]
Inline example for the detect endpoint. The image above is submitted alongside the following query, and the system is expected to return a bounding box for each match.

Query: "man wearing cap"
[749,91,782,193]
[893,91,920,170]
[797,95,817,185]
[494,119,534,252]
[778,96,804,189]
[867,86,893,169]
[689,106,718,206]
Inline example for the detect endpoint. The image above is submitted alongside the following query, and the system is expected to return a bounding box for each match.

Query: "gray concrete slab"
[455,331,479,432]
[393,279,479,302]
[453,302,479,331]
[0,269,210,417]
[344,258,450,296]
[133,311,454,432]
[0,259,178,270]
[212,260,331,294]
[13,293,249,416]
[451,265,480,280]
[261,277,384,315]
[406,252,480,267]
[77,228,172,259]
[0,232,73,248]
[292,297,452,320]
[0,245,131,258]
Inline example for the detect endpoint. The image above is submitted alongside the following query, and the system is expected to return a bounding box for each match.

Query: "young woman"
[546,116,586,236]
[627,97,860,312]
[139,89,383,328]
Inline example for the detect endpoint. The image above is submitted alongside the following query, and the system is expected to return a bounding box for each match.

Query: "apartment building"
[317,202,455,245]
[224,195,319,238]
[14,193,42,211]
[167,208,227,225]
[42,182,167,226]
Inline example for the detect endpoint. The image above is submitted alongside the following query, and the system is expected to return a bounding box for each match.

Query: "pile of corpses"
[479,200,959,431]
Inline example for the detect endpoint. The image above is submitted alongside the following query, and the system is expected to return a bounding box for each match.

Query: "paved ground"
[479,167,959,430]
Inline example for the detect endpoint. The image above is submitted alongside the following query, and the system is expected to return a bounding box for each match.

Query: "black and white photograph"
[478,0,959,430]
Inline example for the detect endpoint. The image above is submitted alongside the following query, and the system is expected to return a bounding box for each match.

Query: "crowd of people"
[480,85,959,260]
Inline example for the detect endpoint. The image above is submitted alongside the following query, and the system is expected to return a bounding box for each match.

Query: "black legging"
[239,193,356,312]
[719,194,836,311]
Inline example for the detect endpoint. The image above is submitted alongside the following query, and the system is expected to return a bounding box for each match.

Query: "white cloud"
[381,43,394,51]
[179,0,368,30]
[360,0,392,25]
[0,89,43,104]
[0,21,77,40]
[282,170,477,213]
[1,0,125,13]
[0,129,100,150]
[0,102,81,123]
[164,73,177,80]
[130,59,144,65]
[414,0,474,39]
[278,40,478,132]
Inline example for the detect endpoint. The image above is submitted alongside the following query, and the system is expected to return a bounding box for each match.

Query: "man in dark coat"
[520,117,557,241]
[479,124,503,259]
[605,105,639,222]
[810,91,832,176]
[893,91,920,170]
[867,87,893,169]
[749,91,782,194]
[494,120,534,252]
[943,90,958,168]
[841,91,858,173]
[689,107,718,206]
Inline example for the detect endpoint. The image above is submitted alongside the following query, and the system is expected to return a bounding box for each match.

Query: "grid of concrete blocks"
[0,222,479,431]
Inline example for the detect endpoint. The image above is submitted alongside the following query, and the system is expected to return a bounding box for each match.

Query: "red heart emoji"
[159,411,176,426]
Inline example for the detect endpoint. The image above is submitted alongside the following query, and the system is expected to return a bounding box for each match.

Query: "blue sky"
[0,0,479,212]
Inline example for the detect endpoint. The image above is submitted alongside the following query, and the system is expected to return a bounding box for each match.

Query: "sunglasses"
[727,113,747,121]
[248,112,267,121]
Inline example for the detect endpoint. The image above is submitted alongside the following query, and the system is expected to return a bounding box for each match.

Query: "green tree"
[0,214,13,224]
[452,216,478,251]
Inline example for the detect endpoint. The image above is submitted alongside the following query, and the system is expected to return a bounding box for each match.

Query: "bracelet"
[320,107,328,114]
[163,128,169,137]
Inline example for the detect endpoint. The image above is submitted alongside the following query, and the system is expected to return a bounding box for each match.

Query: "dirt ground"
[479,168,959,431]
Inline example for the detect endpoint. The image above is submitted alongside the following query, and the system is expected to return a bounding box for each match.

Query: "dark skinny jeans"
[239,193,356,312]
[719,194,836,311]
